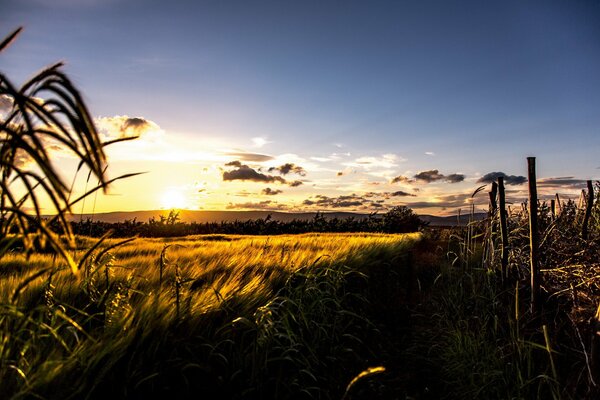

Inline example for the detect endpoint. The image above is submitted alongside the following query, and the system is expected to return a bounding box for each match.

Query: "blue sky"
[2,0,599,215]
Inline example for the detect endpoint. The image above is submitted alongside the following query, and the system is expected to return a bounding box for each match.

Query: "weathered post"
[498,177,509,280]
[527,157,541,315]
[489,182,498,215]
[487,182,498,270]
[582,180,594,240]
[550,199,556,220]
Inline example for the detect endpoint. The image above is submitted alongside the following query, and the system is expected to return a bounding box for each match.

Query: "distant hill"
[58,210,486,227]
[418,212,487,227]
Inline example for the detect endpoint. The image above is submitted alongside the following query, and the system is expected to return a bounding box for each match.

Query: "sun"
[161,189,187,209]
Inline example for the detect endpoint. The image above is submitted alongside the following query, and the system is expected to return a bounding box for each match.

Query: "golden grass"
[1,232,420,315]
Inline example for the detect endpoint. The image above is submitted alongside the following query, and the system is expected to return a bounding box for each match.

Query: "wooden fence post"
[498,177,509,280]
[489,182,498,215]
[527,157,541,315]
[582,180,594,240]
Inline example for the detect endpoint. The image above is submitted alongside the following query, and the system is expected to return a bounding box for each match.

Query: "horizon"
[2,0,599,217]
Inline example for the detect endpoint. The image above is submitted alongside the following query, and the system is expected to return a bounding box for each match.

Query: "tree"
[382,206,424,233]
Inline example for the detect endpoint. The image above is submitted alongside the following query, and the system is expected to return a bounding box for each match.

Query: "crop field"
[0,233,421,399]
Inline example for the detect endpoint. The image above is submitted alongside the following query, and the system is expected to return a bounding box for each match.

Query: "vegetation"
[65,207,426,238]
[0,233,421,399]
[0,27,136,273]
[406,184,600,399]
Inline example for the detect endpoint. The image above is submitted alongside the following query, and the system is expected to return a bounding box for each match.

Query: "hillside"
[60,210,486,226]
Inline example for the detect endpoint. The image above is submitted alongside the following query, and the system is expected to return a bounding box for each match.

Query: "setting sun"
[161,189,186,209]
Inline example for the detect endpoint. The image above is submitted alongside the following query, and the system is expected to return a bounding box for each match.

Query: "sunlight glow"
[161,189,187,209]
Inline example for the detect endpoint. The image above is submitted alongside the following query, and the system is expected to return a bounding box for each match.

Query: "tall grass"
[0,232,420,399]
[412,183,600,399]
[0,27,138,273]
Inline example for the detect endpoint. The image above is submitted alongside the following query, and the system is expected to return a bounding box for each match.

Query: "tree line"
[63,206,426,237]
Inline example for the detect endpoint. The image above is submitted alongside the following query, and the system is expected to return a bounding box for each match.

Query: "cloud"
[223,162,302,186]
[300,193,392,210]
[251,137,270,148]
[390,190,416,197]
[477,172,527,185]
[444,173,466,183]
[414,170,445,182]
[537,177,590,189]
[121,117,151,134]
[344,153,402,170]
[302,194,364,208]
[268,163,307,176]
[311,156,333,162]
[413,169,465,184]
[425,151,435,156]
[226,200,289,211]
[262,188,283,195]
[223,152,274,162]
[95,115,160,140]
[391,175,415,184]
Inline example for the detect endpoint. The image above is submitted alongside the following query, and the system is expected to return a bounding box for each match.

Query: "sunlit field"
[0,233,421,399]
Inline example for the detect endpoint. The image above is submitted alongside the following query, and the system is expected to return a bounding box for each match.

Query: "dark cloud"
[444,173,465,183]
[537,177,590,189]
[477,172,527,185]
[302,194,366,209]
[224,152,274,162]
[390,190,416,197]
[414,169,445,183]
[262,188,283,195]
[412,169,465,184]
[268,163,306,176]
[121,117,150,134]
[223,163,301,186]
[223,163,286,184]
[391,175,414,184]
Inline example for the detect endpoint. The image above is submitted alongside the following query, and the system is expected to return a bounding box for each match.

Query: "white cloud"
[343,153,404,170]
[251,137,271,148]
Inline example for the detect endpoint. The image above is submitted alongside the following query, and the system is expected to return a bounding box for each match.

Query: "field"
[0,233,422,399]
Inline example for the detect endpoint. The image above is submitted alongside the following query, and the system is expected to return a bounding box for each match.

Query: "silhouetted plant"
[0,27,137,272]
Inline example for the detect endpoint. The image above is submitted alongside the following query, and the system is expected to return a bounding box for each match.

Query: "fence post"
[498,177,509,280]
[527,157,541,315]
[582,180,594,240]
[489,182,498,215]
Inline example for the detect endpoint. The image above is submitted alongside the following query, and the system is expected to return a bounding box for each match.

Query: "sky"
[1,0,599,216]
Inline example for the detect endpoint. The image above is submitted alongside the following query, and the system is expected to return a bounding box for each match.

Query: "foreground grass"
[0,232,420,399]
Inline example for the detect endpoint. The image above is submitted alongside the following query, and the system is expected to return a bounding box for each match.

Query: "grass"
[0,232,421,399]
[404,185,600,400]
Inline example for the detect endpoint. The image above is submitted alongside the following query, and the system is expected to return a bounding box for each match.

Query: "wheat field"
[0,232,420,399]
